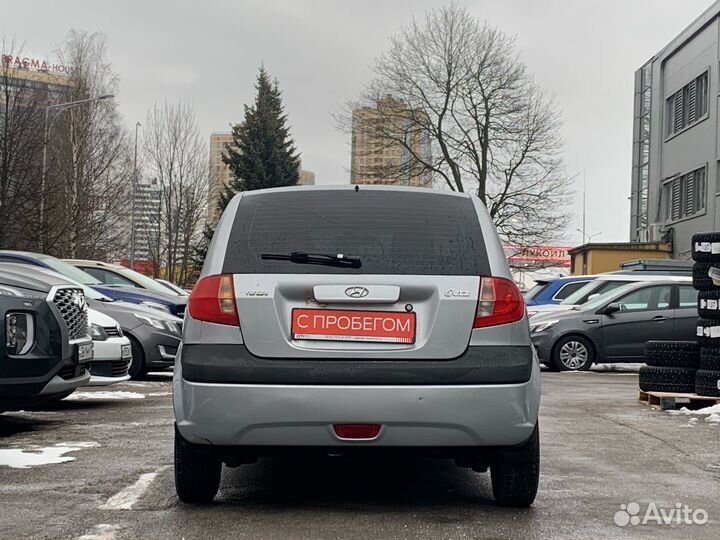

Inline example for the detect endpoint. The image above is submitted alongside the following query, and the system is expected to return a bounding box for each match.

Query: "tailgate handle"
[313,285,400,304]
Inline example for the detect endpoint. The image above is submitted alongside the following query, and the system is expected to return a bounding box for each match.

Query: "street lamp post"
[130,121,141,270]
[39,94,114,252]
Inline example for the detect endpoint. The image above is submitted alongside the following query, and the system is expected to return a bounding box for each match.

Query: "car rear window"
[221,189,491,275]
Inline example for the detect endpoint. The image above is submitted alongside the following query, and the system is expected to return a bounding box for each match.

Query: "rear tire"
[128,335,147,380]
[551,335,594,371]
[174,425,222,504]
[491,424,540,507]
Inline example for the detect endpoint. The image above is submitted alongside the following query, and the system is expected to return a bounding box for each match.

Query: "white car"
[86,308,132,386]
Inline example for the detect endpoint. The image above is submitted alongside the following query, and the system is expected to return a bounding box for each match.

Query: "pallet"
[638,390,720,411]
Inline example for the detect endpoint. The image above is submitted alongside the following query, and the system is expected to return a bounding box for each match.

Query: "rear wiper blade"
[261,251,362,269]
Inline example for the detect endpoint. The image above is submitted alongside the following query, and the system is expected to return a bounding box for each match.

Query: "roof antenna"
[354,185,359,192]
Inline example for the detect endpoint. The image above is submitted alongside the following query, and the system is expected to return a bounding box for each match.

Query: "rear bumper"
[180,343,534,385]
[173,360,541,448]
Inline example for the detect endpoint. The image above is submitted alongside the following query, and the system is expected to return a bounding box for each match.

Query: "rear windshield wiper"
[261,251,362,269]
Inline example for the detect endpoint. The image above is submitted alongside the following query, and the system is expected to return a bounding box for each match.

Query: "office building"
[207,132,236,227]
[350,95,431,187]
[132,178,162,261]
[629,1,720,257]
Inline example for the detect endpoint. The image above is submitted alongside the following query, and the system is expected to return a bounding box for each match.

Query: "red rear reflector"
[188,274,239,326]
[473,277,525,328]
[333,424,381,440]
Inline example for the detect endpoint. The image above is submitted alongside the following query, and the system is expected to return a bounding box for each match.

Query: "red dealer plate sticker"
[291,308,416,344]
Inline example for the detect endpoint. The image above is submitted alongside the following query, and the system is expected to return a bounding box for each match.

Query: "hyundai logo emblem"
[345,286,369,298]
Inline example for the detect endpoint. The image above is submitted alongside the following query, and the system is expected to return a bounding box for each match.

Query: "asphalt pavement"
[1,368,719,540]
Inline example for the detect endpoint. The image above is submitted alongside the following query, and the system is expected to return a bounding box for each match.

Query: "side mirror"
[600,302,621,315]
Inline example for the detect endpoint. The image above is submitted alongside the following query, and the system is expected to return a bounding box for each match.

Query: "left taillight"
[188,274,239,326]
[473,277,525,329]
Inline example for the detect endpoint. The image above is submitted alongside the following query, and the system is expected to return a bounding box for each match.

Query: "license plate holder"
[291,308,416,344]
[121,344,132,359]
[76,342,94,363]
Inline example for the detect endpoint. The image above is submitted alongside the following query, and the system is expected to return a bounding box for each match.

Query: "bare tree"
[46,30,130,259]
[143,101,208,285]
[0,39,46,249]
[341,5,571,245]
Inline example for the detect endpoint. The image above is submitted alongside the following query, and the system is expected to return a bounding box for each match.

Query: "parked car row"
[527,273,696,371]
[0,253,186,411]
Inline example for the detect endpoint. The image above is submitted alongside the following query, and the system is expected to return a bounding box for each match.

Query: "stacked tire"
[640,341,699,393]
[692,232,720,397]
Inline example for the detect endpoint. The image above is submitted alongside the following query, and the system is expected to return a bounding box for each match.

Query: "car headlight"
[134,314,181,335]
[0,285,46,299]
[530,320,559,334]
[139,301,172,315]
[90,323,108,341]
[6,313,34,355]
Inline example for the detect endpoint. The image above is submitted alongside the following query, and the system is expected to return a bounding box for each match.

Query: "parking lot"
[0,369,717,540]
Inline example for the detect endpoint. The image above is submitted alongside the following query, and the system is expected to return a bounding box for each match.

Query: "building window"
[665,70,709,138]
[663,165,706,221]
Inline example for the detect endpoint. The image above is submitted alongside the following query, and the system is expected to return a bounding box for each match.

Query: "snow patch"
[0,442,99,468]
[668,404,720,416]
[592,363,641,373]
[64,391,145,401]
[705,413,720,424]
[77,524,120,540]
[146,392,172,397]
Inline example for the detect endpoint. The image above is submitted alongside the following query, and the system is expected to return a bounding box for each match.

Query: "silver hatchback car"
[174,185,540,506]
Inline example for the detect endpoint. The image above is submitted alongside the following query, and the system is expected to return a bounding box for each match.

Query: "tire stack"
[692,232,720,397]
[640,341,699,393]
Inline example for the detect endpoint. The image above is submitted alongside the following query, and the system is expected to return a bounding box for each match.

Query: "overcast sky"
[3,0,717,244]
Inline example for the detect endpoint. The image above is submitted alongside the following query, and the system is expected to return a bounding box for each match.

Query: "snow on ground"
[668,404,720,425]
[592,363,641,373]
[0,442,99,468]
[64,391,145,401]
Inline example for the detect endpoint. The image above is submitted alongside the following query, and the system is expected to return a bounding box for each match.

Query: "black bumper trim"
[181,344,533,385]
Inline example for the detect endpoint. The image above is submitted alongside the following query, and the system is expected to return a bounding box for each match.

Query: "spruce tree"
[222,66,300,195]
[195,67,300,270]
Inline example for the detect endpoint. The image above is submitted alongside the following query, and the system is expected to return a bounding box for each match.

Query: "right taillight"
[473,277,525,328]
[188,274,239,326]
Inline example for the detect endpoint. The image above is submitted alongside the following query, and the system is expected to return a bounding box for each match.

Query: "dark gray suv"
[174,185,541,507]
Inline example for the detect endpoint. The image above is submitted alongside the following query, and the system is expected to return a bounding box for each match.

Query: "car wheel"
[551,335,594,371]
[644,341,700,369]
[128,335,146,380]
[491,423,539,507]
[174,425,221,503]
[639,365,696,393]
[695,369,720,397]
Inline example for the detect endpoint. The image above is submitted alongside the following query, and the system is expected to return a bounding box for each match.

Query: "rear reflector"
[473,277,525,328]
[333,424,381,440]
[188,274,239,326]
